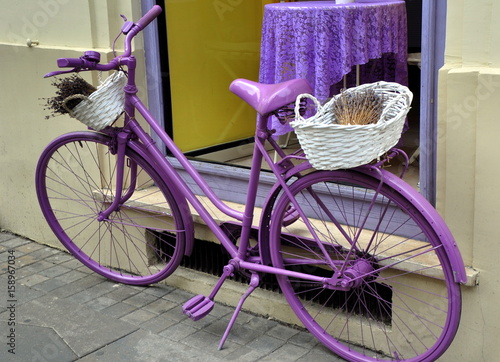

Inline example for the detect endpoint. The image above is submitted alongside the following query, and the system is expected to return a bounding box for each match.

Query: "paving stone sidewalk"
[0,232,343,361]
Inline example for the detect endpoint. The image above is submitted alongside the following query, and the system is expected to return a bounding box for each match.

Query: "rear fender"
[354,165,467,284]
[259,160,466,284]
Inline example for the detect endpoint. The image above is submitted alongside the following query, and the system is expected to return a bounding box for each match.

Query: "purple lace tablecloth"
[260,0,408,134]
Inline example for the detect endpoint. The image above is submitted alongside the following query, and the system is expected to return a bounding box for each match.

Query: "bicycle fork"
[97,130,136,221]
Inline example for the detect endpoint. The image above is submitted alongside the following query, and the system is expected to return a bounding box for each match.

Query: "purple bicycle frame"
[41,5,468,357]
[45,4,467,287]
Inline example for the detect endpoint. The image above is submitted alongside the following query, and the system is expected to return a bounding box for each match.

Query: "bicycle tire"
[268,169,461,361]
[36,132,186,285]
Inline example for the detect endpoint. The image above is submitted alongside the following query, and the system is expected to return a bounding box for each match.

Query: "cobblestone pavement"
[0,232,344,361]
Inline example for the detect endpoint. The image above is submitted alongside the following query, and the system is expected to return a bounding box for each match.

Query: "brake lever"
[120,14,134,34]
[44,68,81,78]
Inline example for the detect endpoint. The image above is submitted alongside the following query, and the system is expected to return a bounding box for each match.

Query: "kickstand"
[218,273,260,350]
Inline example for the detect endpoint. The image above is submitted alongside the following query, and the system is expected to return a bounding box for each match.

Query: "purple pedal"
[182,295,214,321]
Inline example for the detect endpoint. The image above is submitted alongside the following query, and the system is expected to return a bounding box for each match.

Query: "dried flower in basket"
[43,75,96,119]
[329,89,385,126]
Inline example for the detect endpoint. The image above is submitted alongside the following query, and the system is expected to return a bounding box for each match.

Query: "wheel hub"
[324,259,376,290]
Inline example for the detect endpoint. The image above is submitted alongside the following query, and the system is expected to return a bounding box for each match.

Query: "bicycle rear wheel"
[36,132,186,285]
[268,170,461,361]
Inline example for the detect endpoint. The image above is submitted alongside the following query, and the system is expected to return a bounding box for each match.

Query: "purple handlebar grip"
[136,5,162,30]
[57,58,84,68]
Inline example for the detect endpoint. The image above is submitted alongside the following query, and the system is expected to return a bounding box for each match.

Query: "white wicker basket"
[290,81,413,170]
[63,71,127,131]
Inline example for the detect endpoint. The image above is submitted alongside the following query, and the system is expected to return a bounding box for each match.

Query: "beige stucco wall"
[437,0,500,360]
[0,0,146,246]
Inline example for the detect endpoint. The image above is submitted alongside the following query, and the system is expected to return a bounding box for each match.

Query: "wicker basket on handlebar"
[290,81,412,170]
[63,71,127,131]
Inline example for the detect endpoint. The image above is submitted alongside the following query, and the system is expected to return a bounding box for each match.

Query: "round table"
[259,0,408,134]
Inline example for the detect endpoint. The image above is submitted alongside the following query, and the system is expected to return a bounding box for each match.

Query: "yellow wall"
[0,0,146,246]
[165,1,265,152]
[437,1,500,360]
[165,0,289,152]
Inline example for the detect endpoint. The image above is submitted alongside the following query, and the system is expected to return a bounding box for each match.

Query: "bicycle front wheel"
[268,170,461,361]
[36,132,187,285]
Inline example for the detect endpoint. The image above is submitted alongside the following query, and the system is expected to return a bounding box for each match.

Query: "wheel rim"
[36,133,185,284]
[269,170,461,361]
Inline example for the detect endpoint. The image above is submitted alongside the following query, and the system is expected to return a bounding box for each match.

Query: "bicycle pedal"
[182,294,214,321]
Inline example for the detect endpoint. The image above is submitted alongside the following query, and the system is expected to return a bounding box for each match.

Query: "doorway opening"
[154,0,424,191]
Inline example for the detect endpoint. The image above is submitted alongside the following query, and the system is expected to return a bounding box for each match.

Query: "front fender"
[128,138,195,256]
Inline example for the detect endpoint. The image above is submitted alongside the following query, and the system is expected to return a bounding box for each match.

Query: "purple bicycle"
[35,6,466,361]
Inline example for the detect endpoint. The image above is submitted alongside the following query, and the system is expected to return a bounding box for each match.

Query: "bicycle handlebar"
[44,5,162,77]
[135,5,162,31]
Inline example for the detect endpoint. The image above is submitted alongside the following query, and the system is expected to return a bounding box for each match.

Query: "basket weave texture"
[290,81,412,170]
[64,71,127,131]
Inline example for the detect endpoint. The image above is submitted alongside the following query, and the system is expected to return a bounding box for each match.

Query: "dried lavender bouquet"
[329,88,385,126]
[43,75,96,119]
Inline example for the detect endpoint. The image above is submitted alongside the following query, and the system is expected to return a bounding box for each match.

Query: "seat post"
[255,112,271,137]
